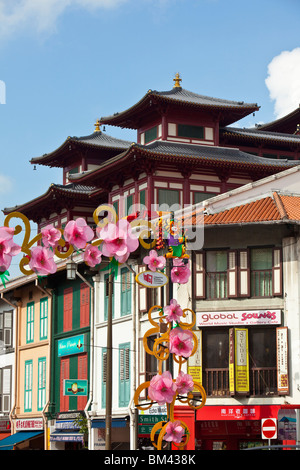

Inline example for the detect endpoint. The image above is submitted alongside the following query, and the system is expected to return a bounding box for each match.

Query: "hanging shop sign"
[196,310,281,327]
[58,333,87,357]
[135,270,169,288]
[63,379,88,396]
[234,328,249,395]
[276,327,289,395]
[187,330,202,390]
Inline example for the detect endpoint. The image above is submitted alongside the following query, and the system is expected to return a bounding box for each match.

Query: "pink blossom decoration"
[163,420,185,443]
[29,246,57,276]
[171,258,191,284]
[163,299,183,323]
[143,249,166,272]
[64,218,94,250]
[83,244,102,267]
[148,371,177,405]
[175,371,194,394]
[98,219,139,263]
[41,224,61,249]
[169,327,194,358]
[0,226,21,272]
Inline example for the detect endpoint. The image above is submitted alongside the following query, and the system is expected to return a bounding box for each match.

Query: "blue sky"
[0,0,300,224]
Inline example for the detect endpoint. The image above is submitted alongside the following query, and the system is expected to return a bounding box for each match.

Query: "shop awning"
[91,418,127,428]
[0,431,43,450]
[50,431,84,442]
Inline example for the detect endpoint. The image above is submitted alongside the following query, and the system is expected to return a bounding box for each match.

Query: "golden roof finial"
[173,72,182,88]
[94,119,101,132]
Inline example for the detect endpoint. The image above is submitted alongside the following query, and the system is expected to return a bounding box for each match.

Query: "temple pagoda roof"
[30,125,131,168]
[220,126,300,147]
[68,140,299,187]
[100,75,259,129]
[3,183,97,221]
[257,106,300,134]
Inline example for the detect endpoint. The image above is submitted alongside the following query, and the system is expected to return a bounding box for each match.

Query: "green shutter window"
[40,298,48,340]
[126,194,133,216]
[178,124,204,139]
[139,189,146,208]
[158,189,180,207]
[26,302,34,344]
[121,267,131,316]
[119,343,130,407]
[194,191,217,203]
[251,248,273,297]
[38,357,46,411]
[145,126,157,144]
[104,274,114,321]
[102,348,107,409]
[24,360,33,412]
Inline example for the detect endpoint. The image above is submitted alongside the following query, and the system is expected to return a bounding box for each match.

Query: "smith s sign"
[196,310,281,327]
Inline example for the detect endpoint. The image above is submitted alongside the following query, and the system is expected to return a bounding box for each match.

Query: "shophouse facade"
[0,273,52,450]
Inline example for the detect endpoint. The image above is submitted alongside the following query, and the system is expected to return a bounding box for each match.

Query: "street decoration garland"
[0,205,206,449]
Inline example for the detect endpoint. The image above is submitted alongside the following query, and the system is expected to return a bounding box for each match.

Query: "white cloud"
[0,0,127,38]
[265,47,300,118]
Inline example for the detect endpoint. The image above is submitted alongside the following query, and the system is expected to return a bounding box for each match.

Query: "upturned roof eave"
[100,88,260,129]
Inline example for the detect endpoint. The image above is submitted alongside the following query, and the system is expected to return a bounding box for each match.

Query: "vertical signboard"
[276,327,289,395]
[235,328,249,395]
[229,328,235,395]
[188,330,202,389]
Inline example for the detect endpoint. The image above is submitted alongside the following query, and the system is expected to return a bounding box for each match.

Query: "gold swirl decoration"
[134,304,206,450]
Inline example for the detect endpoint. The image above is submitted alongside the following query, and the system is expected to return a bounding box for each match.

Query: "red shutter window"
[60,358,69,412]
[238,249,250,297]
[80,283,90,328]
[194,252,206,299]
[77,354,88,410]
[63,288,73,332]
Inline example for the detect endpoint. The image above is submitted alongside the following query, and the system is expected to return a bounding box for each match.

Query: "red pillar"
[173,406,195,450]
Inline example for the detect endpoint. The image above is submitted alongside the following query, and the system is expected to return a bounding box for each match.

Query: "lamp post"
[105,272,113,450]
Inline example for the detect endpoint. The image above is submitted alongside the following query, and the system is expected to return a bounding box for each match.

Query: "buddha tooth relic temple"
[4,73,300,227]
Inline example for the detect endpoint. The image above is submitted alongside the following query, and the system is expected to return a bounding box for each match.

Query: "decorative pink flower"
[163,299,183,323]
[171,258,191,284]
[41,224,61,249]
[83,244,102,267]
[169,327,194,358]
[29,246,57,276]
[64,218,94,250]
[175,371,194,394]
[148,371,177,405]
[98,219,139,263]
[163,421,185,443]
[143,249,166,272]
[0,226,21,272]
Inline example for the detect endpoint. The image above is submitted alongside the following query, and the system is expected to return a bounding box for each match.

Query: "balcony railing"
[251,269,272,297]
[203,367,278,397]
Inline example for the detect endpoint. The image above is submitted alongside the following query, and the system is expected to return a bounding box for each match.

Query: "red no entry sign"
[261,418,277,439]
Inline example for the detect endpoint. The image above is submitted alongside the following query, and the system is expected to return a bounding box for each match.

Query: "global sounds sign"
[196,310,281,327]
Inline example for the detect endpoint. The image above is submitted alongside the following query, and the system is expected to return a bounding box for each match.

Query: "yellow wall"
[14,282,51,417]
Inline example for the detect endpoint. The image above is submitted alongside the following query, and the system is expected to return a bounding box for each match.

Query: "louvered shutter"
[238,249,250,297]
[119,343,130,407]
[2,368,11,412]
[195,252,205,299]
[227,250,237,297]
[77,354,88,410]
[272,248,282,296]
[80,283,90,328]
[60,358,69,412]
[63,288,73,332]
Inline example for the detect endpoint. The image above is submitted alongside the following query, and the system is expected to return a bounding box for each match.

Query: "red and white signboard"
[261,418,277,439]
